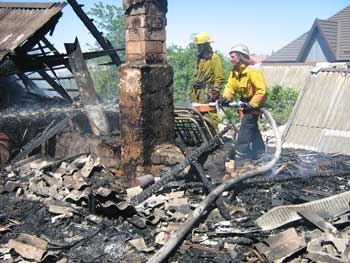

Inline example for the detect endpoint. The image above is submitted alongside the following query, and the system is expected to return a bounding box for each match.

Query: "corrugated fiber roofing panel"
[283,71,350,155]
[0,2,65,61]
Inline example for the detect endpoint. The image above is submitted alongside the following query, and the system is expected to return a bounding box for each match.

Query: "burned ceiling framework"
[0,2,73,105]
[0,0,124,107]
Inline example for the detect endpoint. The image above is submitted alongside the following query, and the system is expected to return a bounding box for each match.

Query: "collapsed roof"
[0,2,65,64]
[0,1,122,106]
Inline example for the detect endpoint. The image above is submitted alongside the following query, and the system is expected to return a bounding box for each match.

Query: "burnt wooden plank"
[65,38,110,135]
[37,69,73,103]
[65,39,98,106]
[11,116,72,163]
[67,0,122,66]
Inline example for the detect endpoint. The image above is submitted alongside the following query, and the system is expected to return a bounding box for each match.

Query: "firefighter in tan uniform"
[219,44,267,168]
[190,32,224,129]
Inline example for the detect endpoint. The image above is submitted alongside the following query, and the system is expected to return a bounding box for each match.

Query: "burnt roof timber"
[41,37,72,72]
[4,48,124,75]
[66,0,122,66]
[18,13,62,54]
[42,37,62,56]
[17,71,48,96]
[37,69,73,103]
[0,2,66,62]
[65,38,99,105]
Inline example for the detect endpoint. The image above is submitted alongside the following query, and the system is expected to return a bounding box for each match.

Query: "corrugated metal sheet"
[0,2,66,62]
[283,71,350,155]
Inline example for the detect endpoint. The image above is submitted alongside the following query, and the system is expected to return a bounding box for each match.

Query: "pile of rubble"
[1,147,350,262]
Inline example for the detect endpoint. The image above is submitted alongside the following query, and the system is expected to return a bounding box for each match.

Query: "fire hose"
[147,106,282,263]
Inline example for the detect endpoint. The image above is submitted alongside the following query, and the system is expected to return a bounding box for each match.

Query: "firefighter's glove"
[210,89,220,102]
[218,97,230,107]
[241,102,254,113]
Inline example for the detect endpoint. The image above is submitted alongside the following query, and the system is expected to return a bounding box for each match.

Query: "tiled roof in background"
[265,6,350,63]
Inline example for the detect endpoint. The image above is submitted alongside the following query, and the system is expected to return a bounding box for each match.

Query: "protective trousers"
[235,112,265,168]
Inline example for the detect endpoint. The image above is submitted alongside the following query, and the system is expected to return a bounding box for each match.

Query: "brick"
[125,1,166,16]
[126,28,166,41]
[126,40,165,55]
[126,15,166,30]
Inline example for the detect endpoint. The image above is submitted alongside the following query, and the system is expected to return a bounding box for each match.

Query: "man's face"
[197,43,205,54]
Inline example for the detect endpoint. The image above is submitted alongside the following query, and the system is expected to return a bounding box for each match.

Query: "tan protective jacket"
[194,53,224,90]
[222,64,266,108]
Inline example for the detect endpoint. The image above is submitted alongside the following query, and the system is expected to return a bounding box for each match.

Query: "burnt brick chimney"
[120,0,174,180]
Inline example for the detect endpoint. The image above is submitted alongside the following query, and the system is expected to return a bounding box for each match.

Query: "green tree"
[167,43,196,102]
[167,44,232,103]
[218,85,299,127]
[86,2,125,102]
[264,85,299,124]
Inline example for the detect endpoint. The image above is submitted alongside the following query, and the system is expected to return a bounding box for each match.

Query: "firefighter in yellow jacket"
[219,44,267,168]
[190,32,224,129]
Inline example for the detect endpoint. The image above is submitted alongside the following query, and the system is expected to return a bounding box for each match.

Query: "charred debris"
[1,1,350,263]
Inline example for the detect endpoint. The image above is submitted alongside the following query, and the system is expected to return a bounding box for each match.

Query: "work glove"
[210,89,220,102]
[218,97,230,107]
[241,102,254,113]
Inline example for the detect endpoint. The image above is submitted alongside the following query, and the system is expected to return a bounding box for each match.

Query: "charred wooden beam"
[67,0,122,66]
[65,39,99,106]
[37,69,73,103]
[41,37,72,72]
[11,116,72,164]
[19,13,63,54]
[191,160,231,220]
[17,72,47,96]
[82,48,125,61]
[65,38,110,135]
[1,48,124,77]
[130,125,230,206]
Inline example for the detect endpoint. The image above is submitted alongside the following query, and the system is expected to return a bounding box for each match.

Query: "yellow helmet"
[194,32,213,44]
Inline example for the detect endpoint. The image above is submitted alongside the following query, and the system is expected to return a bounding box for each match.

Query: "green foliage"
[167,44,232,103]
[217,52,232,81]
[219,107,240,125]
[88,62,119,100]
[218,85,299,126]
[264,85,299,124]
[88,2,125,49]
[167,44,197,102]
[86,2,125,102]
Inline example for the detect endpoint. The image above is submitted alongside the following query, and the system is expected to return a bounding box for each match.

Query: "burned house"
[0,0,178,179]
[1,1,350,263]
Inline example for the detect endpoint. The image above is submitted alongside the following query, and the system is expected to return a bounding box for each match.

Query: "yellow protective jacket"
[194,53,224,90]
[222,64,266,108]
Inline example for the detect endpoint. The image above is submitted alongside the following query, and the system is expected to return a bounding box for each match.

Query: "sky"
[15,0,350,55]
